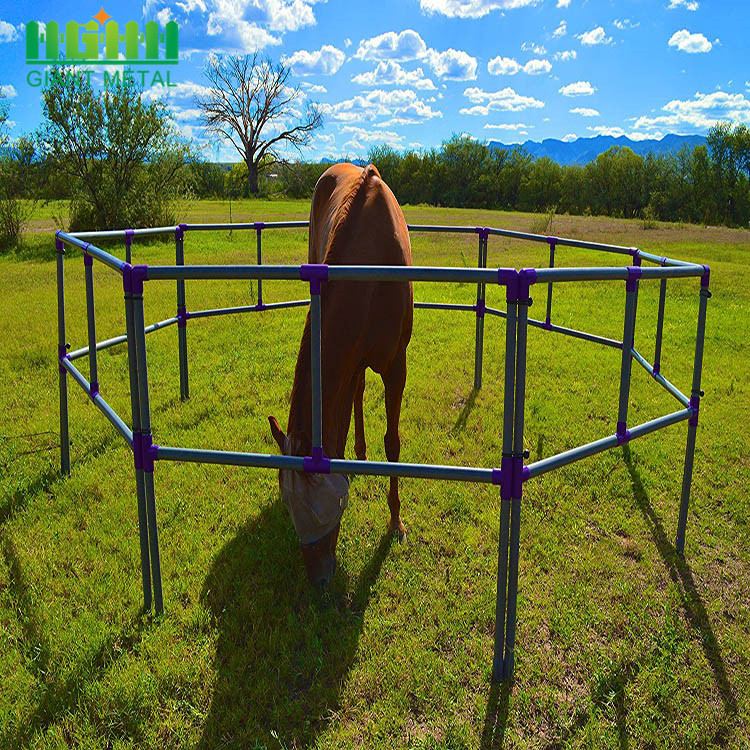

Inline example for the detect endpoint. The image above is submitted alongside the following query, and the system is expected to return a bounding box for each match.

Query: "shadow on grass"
[198,498,394,748]
[481,681,510,749]
[622,445,738,720]
[452,388,478,433]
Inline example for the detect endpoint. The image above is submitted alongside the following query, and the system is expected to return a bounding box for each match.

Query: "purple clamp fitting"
[175,224,185,240]
[133,432,159,473]
[511,455,526,497]
[499,455,513,500]
[83,247,93,267]
[630,248,642,266]
[89,381,99,400]
[689,394,700,427]
[125,229,135,242]
[55,231,64,253]
[303,445,331,474]
[701,264,710,288]
[652,358,660,376]
[254,221,265,231]
[625,266,642,293]
[475,299,486,318]
[546,236,557,248]
[498,268,519,303]
[476,226,490,241]
[177,305,189,329]
[518,267,536,302]
[300,263,328,295]
[58,344,69,374]
[616,421,631,445]
[122,263,148,295]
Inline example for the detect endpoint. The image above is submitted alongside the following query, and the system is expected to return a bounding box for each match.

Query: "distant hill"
[487,133,707,165]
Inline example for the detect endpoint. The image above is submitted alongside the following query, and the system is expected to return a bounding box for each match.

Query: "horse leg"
[354,369,367,461]
[382,347,407,543]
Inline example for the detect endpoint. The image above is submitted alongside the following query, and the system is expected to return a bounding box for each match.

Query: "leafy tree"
[197,53,322,196]
[40,69,192,230]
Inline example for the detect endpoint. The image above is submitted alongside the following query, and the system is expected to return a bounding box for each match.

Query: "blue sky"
[1,0,748,162]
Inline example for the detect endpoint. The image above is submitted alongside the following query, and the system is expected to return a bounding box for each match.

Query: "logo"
[25,8,179,88]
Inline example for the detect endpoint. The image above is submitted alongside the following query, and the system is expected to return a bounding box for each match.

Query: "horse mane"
[323,163,380,265]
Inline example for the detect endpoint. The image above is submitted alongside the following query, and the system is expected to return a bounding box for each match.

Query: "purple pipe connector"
[616,421,631,444]
[89,381,99,399]
[475,299,486,318]
[701,264,710,288]
[175,224,184,240]
[125,229,135,241]
[254,221,265,231]
[300,263,328,295]
[122,263,148,295]
[630,249,642,266]
[689,394,700,427]
[546,236,557,248]
[177,305,190,329]
[511,455,525,497]
[83,251,93,267]
[303,445,331,474]
[58,344,69,374]
[133,431,159,473]
[498,268,535,303]
[500,455,513,500]
[476,226,490,241]
[625,266,642,292]
[518,267,536,302]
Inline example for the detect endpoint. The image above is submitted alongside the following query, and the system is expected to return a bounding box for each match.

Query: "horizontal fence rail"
[54,218,711,685]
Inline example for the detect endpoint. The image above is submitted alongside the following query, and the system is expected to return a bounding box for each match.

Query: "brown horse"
[268,162,413,587]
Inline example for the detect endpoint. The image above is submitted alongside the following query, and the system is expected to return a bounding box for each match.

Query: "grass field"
[1,199,748,748]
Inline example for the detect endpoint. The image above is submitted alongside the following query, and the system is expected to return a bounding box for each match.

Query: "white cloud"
[419,0,537,19]
[562,133,578,141]
[301,82,328,93]
[171,107,203,121]
[344,38,352,48]
[320,89,442,124]
[586,125,654,140]
[552,20,567,38]
[557,0,571,6]
[462,86,545,113]
[142,80,212,101]
[428,48,478,80]
[156,7,173,25]
[488,56,521,75]
[577,26,612,45]
[570,106,599,116]
[668,29,712,54]
[633,91,750,131]
[523,59,551,75]
[0,84,17,99]
[0,20,18,42]
[488,56,551,75]
[341,125,404,146]
[483,122,533,130]
[559,80,595,96]
[521,42,547,55]
[352,61,436,90]
[668,0,699,10]
[284,45,345,76]
[409,141,423,148]
[613,19,639,30]
[355,29,428,61]
[554,49,577,61]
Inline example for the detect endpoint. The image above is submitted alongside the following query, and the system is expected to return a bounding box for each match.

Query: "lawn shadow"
[481,681,510,749]
[452,388,478,433]
[198,497,394,748]
[622,446,738,719]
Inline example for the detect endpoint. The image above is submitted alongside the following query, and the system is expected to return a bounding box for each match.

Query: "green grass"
[1,200,748,748]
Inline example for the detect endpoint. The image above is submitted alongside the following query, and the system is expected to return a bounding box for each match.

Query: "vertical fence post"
[127,265,164,614]
[255,222,264,308]
[676,269,710,554]
[492,275,517,683]
[629,251,642,348]
[545,238,555,328]
[125,229,134,265]
[653,276,667,375]
[474,228,488,390]
[124,271,152,611]
[310,283,323,450]
[175,224,189,401]
[83,250,99,397]
[504,269,532,682]
[616,267,640,442]
[56,235,70,476]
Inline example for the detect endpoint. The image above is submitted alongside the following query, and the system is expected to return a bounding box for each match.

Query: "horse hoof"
[395,527,406,544]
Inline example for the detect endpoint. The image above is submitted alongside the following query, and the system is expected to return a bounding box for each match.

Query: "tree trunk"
[247,160,259,195]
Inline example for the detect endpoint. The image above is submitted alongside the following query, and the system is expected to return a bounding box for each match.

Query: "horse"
[267,162,413,588]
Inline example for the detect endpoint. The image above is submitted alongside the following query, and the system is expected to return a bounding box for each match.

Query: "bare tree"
[197,53,322,195]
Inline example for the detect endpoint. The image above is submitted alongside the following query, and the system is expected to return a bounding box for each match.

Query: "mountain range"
[487,133,707,165]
